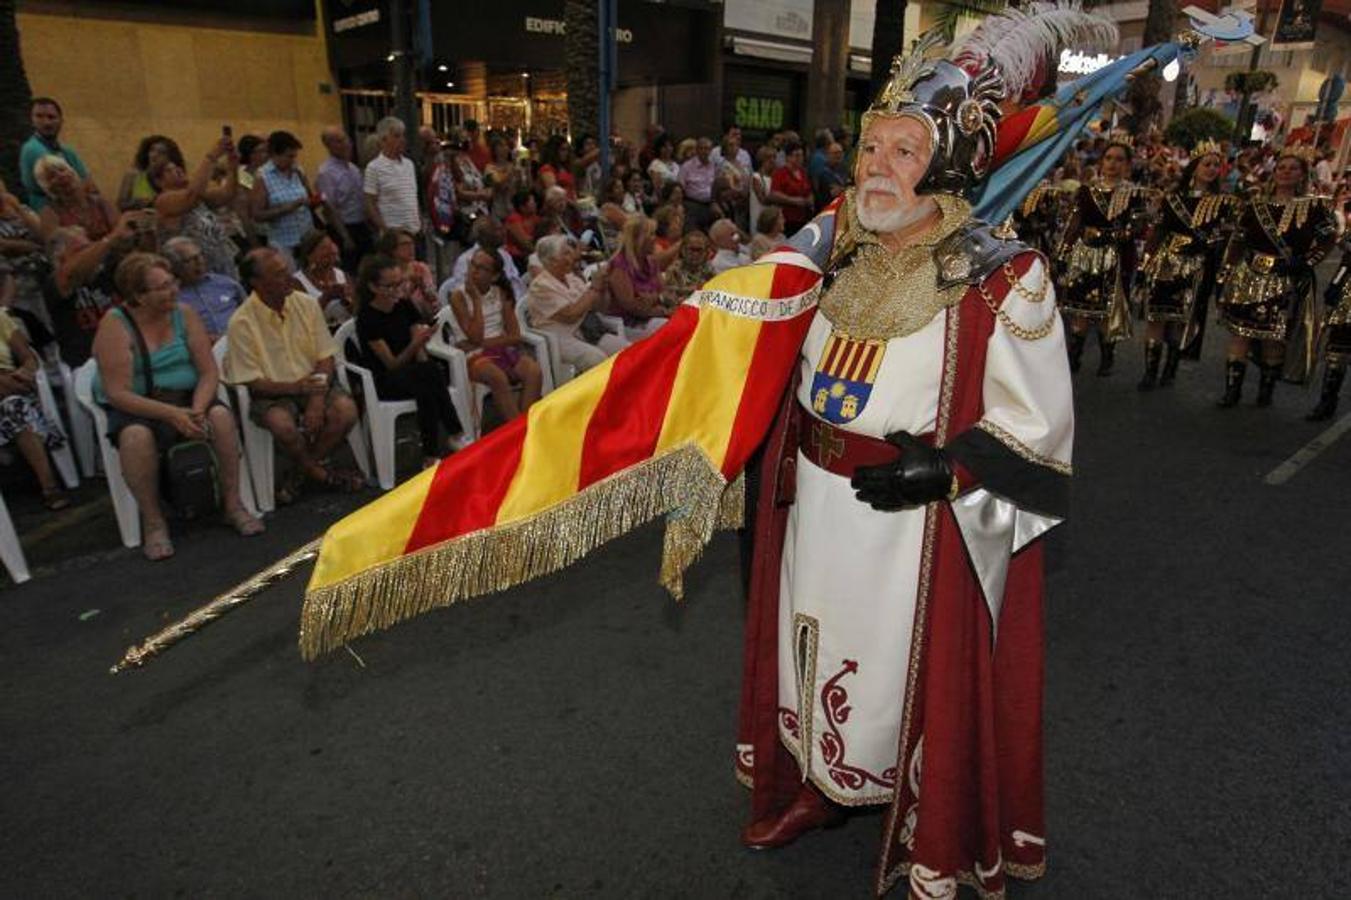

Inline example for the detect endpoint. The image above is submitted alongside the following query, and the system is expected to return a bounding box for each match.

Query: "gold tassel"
[299,444,742,661]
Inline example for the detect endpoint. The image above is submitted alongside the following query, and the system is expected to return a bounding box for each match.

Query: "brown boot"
[740,782,846,850]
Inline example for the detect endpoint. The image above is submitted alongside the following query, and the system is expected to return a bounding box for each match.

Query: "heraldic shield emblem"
[809,333,886,424]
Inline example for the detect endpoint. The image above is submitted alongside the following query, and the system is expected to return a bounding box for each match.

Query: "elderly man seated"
[444,216,526,301]
[708,218,750,274]
[526,234,627,373]
[224,247,362,500]
[163,236,245,342]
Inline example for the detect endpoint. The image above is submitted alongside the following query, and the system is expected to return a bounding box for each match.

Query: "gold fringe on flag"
[299,444,746,661]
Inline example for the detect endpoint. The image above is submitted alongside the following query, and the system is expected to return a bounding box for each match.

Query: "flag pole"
[109,538,322,674]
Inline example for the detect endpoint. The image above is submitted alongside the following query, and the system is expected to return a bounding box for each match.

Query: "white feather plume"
[951,1,1119,100]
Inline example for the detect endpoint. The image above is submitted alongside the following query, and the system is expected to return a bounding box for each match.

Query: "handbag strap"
[119,307,155,397]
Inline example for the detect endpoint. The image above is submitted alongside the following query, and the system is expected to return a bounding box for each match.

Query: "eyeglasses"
[373,280,402,291]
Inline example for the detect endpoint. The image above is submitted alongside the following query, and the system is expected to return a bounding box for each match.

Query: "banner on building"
[1272,0,1321,49]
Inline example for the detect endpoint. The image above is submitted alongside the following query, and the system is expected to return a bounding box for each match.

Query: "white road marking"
[1264,412,1351,485]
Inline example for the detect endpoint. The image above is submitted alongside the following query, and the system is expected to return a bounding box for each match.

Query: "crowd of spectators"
[1,94,861,564]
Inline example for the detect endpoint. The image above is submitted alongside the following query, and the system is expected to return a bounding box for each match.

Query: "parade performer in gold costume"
[1133,140,1233,390]
[1308,236,1351,420]
[1215,146,1337,408]
[1056,136,1153,375]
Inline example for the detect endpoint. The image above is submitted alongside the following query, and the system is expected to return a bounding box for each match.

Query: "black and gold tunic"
[1056,180,1153,325]
[1322,239,1351,365]
[1216,194,1337,342]
[1135,191,1234,324]
[1013,182,1064,256]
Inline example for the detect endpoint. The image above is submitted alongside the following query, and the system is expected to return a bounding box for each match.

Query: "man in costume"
[735,23,1074,899]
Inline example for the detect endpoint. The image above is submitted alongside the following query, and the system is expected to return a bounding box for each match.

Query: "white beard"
[856,193,936,235]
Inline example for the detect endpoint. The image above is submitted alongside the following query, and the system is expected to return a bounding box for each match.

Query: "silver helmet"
[862,5,1118,196]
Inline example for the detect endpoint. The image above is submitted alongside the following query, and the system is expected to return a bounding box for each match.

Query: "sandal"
[276,471,305,506]
[42,489,71,512]
[224,507,266,537]
[310,464,364,494]
[143,526,175,562]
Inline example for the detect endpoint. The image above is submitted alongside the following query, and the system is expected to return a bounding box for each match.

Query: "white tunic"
[777,257,1072,806]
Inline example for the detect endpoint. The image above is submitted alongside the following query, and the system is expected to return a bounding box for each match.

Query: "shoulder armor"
[933,218,1031,290]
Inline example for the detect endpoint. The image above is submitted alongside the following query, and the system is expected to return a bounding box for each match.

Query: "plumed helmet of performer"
[861,2,1118,196]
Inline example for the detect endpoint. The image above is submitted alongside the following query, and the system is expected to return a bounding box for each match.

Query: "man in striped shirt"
[363,117,421,236]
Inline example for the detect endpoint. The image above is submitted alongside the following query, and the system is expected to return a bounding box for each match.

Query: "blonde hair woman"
[608,215,669,337]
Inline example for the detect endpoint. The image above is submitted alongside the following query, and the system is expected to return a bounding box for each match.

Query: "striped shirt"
[363,154,420,232]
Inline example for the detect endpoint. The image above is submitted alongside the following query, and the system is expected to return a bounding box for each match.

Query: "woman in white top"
[289,230,352,328]
[749,145,777,235]
[449,248,543,423]
[646,134,679,196]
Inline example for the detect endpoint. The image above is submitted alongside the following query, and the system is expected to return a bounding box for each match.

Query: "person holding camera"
[92,252,263,561]
[150,135,240,281]
[527,234,626,373]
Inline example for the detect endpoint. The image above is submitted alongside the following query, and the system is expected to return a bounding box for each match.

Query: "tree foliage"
[1224,70,1279,95]
[1163,107,1235,148]
[564,0,598,142]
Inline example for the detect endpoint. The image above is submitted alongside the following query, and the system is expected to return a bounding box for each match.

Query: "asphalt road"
[2,328,1348,899]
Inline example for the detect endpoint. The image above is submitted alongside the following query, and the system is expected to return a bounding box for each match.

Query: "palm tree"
[564,0,599,142]
[0,0,34,190]
[1123,0,1176,130]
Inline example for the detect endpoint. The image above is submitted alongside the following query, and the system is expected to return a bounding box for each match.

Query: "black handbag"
[124,311,220,519]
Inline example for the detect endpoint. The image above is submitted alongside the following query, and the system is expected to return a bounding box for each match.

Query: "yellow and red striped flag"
[299,246,826,659]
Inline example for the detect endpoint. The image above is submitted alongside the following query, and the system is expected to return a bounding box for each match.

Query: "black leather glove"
[850,431,955,512]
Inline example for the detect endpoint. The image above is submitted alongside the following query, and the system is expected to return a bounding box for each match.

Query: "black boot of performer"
[1217,360,1246,408]
[1306,366,1346,421]
[1159,341,1181,386]
[1137,340,1162,391]
[1096,333,1115,377]
[1256,364,1281,407]
[1067,331,1086,372]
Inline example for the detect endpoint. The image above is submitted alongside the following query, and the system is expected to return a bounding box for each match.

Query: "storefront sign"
[724,66,800,142]
[724,0,813,41]
[434,0,714,85]
[333,9,380,32]
[1058,48,1121,76]
[734,96,786,130]
[1272,0,1321,49]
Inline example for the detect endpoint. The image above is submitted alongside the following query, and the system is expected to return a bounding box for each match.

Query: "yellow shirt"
[225,291,335,386]
[0,309,17,372]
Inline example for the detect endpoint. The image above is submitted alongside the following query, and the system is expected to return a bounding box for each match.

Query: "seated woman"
[375,227,438,319]
[355,254,464,468]
[290,229,353,328]
[0,302,68,509]
[662,228,713,306]
[527,234,627,373]
[650,203,685,267]
[749,205,786,261]
[36,155,117,242]
[449,249,542,424]
[608,215,672,338]
[597,176,629,252]
[92,252,263,561]
[503,190,540,276]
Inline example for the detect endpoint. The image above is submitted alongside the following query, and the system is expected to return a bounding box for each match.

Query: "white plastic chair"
[215,335,371,510]
[0,487,31,584]
[426,305,552,441]
[75,358,261,548]
[73,361,142,548]
[515,295,576,387]
[334,320,417,491]
[56,361,97,477]
[33,367,79,490]
[437,279,556,394]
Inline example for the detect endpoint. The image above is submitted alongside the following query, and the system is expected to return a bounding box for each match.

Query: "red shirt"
[504,212,540,257]
[771,165,812,226]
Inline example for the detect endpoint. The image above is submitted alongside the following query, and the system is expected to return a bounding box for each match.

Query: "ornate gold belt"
[1250,253,1277,274]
